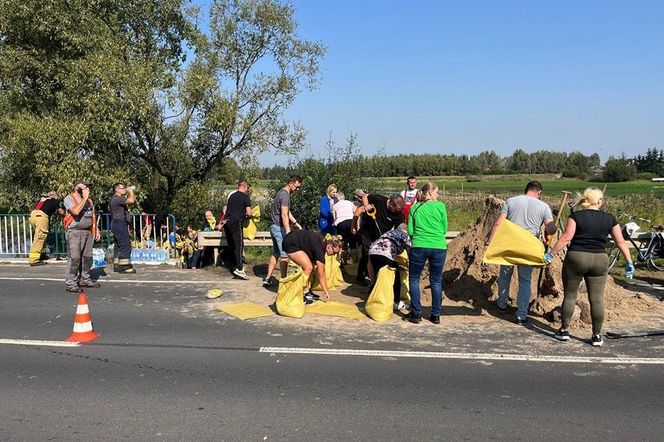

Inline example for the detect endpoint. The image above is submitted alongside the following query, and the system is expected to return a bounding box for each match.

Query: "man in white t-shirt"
[399,176,418,221]
[486,181,555,324]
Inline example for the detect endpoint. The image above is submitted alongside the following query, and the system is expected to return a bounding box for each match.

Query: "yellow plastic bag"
[399,268,411,303]
[311,254,342,291]
[365,266,396,322]
[276,269,306,318]
[483,219,546,266]
[396,251,410,303]
[243,206,261,240]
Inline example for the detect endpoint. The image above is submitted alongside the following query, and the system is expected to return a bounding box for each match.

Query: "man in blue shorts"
[263,175,302,286]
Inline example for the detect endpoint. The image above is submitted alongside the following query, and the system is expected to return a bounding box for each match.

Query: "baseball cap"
[354,188,367,197]
[75,179,92,188]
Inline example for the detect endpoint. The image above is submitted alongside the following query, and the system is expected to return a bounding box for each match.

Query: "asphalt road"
[1,264,663,441]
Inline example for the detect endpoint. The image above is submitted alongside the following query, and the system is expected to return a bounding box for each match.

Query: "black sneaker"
[304,290,320,301]
[404,311,422,324]
[591,334,604,347]
[497,304,508,314]
[29,261,46,267]
[65,286,81,293]
[516,317,529,325]
[429,314,440,324]
[262,276,275,287]
[554,328,570,341]
[304,295,314,305]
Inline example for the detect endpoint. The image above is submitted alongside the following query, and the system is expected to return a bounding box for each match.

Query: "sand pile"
[417,195,664,328]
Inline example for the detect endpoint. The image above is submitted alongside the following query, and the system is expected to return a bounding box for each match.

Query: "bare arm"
[68,188,89,216]
[316,261,330,301]
[610,224,633,263]
[485,213,507,245]
[549,218,576,255]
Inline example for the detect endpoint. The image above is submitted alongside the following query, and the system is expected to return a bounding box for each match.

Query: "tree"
[129,0,325,213]
[603,156,637,182]
[0,0,193,210]
[0,0,325,215]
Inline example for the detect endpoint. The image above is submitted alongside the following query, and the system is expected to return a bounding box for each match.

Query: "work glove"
[543,252,554,264]
[625,262,635,279]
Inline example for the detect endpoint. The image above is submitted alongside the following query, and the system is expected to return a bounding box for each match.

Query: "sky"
[201,0,664,166]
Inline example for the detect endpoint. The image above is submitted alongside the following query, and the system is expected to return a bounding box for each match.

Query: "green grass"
[381,176,664,197]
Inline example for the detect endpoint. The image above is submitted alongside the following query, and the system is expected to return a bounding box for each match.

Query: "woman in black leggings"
[545,187,633,347]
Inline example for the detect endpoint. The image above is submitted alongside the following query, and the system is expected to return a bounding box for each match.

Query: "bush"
[170,182,225,229]
[603,157,637,182]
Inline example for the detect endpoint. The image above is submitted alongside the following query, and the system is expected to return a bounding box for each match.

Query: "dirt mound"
[417,195,664,329]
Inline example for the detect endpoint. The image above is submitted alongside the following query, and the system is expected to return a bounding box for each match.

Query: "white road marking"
[259,347,664,365]
[0,277,241,285]
[0,339,80,348]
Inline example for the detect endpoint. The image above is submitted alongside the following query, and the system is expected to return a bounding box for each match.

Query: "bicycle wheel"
[647,244,664,270]
[606,244,621,270]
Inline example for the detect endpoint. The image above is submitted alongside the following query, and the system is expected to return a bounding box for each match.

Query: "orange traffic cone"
[65,292,100,343]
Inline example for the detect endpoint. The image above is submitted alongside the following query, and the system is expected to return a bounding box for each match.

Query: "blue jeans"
[497,265,533,320]
[270,224,288,258]
[409,248,447,316]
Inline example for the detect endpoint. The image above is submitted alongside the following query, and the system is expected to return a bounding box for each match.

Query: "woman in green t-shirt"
[405,182,448,324]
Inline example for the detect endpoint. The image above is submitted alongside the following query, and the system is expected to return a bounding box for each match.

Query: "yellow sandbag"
[399,268,411,303]
[305,301,366,319]
[311,254,342,291]
[243,206,261,240]
[217,302,273,320]
[396,251,410,303]
[483,219,546,266]
[365,266,396,322]
[276,269,306,318]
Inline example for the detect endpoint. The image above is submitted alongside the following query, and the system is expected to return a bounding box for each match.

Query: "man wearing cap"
[63,180,100,292]
[28,190,64,266]
[110,182,137,273]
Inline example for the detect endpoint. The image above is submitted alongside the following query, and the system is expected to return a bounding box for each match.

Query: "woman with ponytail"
[282,230,343,302]
[405,181,448,324]
[545,187,633,346]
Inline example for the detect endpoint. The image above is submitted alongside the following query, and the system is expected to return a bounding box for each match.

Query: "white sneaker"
[394,301,411,314]
[233,268,250,280]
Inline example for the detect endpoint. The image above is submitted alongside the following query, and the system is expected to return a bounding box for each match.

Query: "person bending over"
[282,230,342,303]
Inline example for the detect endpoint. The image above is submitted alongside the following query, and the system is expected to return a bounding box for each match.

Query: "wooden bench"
[198,230,461,264]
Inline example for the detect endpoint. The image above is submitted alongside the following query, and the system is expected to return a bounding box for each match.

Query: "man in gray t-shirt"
[486,181,555,323]
[264,175,303,285]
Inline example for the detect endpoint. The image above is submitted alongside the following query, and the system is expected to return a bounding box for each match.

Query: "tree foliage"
[0,0,324,214]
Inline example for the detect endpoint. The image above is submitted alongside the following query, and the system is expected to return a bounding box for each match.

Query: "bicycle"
[606,211,664,270]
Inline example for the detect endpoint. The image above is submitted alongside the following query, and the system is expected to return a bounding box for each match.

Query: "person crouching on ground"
[282,230,343,303]
[405,181,448,324]
[368,223,411,312]
[544,187,634,347]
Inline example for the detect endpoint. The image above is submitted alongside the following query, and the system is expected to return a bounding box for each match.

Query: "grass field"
[381,175,664,197]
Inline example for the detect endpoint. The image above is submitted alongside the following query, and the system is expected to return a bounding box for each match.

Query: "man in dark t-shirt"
[223,179,252,279]
[355,193,404,284]
[110,182,136,273]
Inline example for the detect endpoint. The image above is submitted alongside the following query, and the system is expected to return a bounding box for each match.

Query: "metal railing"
[0,212,178,259]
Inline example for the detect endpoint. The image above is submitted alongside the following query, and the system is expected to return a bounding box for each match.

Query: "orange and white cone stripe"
[65,292,100,343]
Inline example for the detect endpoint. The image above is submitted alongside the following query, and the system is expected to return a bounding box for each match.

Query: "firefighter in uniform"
[28,191,64,266]
[110,182,137,273]
[63,180,100,292]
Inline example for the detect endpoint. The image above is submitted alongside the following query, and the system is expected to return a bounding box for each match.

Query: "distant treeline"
[257,148,664,182]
